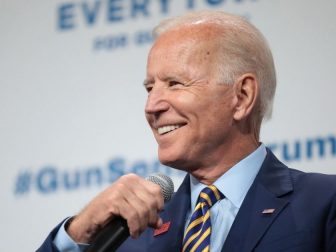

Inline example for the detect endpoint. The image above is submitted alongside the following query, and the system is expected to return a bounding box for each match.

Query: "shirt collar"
[189,144,267,210]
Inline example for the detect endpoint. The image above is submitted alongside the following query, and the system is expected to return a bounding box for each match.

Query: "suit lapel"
[148,174,191,252]
[242,184,290,251]
[222,149,293,252]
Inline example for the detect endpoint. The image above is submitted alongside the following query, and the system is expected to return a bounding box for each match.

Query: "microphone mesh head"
[146,174,174,202]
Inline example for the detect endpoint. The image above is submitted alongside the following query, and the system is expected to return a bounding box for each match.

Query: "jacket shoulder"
[288,168,336,198]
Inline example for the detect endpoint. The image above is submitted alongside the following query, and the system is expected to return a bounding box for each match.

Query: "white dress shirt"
[185,144,267,251]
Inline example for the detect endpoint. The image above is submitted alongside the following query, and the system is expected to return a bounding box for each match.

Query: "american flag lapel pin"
[262,208,275,214]
[154,221,171,236]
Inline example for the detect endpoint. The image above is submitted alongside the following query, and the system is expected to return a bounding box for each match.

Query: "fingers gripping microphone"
[85,174,174,252]
[146,174,174,202]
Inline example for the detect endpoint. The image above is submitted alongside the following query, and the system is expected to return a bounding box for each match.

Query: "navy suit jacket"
[38,150,336,251]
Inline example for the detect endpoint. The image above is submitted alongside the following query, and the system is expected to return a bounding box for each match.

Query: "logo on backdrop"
[56,0,257,52]
[13,157,184,196]
[13,134,336,197]
[268,135,336,162]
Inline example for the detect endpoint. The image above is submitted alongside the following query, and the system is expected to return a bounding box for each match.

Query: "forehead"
[150,23,223,54]
[146,24,223,77]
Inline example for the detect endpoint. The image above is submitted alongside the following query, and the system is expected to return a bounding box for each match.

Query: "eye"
[144,84,153,93]
[169,81,184,87]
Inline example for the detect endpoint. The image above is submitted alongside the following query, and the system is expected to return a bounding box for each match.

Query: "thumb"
[155,217,163,229]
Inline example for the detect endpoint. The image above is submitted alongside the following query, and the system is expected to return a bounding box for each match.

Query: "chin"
[158,151,189,171]
[159,151,178,165]
[158,156,177,167]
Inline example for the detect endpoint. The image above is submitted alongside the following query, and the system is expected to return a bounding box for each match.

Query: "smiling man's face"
[144,25,238,172]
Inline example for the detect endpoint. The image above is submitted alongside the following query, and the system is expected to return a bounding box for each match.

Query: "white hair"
[153,11,276,122]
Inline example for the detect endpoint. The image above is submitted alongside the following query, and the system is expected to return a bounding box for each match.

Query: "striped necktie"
[182,185,224,252]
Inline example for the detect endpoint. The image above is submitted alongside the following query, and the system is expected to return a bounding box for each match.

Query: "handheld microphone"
[85,174,174,252]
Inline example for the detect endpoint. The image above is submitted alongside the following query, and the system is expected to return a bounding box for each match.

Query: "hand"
[66,173,164,243]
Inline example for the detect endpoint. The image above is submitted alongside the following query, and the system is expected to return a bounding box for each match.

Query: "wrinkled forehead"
[154,21,226,42]
[145,24,225,86]
[148,23,223,64]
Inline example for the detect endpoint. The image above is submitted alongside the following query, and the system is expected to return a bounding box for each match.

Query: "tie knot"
[198,185,224,208]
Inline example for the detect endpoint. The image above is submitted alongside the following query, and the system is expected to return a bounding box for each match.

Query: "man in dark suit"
[38,11,336,252]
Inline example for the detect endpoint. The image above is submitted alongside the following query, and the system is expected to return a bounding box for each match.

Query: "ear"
[233,74,259,121]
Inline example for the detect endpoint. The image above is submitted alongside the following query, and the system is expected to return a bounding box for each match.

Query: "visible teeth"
[158,125,180,135]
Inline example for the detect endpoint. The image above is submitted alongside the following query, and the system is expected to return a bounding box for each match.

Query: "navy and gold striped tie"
[182,185,224,252]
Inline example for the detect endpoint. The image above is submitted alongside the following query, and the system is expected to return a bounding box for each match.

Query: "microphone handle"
[85,217,129,252]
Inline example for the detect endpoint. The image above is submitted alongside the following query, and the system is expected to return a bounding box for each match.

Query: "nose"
[145,85,169,116]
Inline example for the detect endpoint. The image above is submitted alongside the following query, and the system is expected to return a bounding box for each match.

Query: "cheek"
[213,91,237,116]
[203,99,236,130]
[175,91,198,105]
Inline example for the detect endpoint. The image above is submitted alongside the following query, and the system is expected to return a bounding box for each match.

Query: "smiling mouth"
[157,125,183,135]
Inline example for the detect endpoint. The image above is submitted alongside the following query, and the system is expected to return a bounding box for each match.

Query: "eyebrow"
[145,75,185,84]
[143,74,189,87]
[143,78,153,86]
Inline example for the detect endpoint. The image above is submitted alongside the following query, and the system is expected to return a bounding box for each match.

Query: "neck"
[189,136,260,185]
